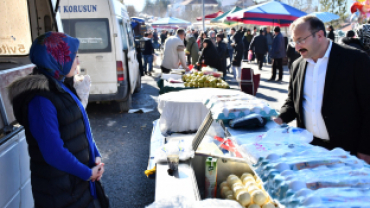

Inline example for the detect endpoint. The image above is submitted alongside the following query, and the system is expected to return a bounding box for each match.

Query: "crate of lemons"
[182,72,230,89]
[220,173,277,208]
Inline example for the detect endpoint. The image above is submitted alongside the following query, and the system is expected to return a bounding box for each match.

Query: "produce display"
[220,173,278,208]
[182,72,230,89]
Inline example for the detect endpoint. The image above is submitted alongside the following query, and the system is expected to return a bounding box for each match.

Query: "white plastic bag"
[73,74,91,108]
[146,195,244,208]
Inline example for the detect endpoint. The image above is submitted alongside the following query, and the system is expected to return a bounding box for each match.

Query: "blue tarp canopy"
[131,17,145,28]
[309,12,340,23]
[151,17,191,26]
[227,0,307,26]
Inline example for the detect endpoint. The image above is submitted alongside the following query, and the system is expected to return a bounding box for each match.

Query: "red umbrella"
[197,11,224,21]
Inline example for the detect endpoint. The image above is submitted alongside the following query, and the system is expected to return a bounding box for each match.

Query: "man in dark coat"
[193,29,199,40]
[269,26,286,81]
[142,32,155,76]
[249,30,269,70]
[341,30,366,51]
[231,36,244,80]
[286,41,301,75]
[216,33,227,78]
[234,27,244,44]
[327,25,335,42]
[135,38,144,76]
[227,28,237,71]
[274,16,370,164]
[160,30,167,50]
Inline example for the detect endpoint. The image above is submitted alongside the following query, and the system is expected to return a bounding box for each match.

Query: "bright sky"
[124,0,355,14]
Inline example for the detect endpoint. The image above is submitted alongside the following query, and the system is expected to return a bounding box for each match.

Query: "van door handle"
[96,55,103,59]
[128,57,131,62]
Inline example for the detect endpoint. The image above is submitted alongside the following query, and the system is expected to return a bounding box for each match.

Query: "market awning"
[152,17,191,26]
[227,0,307,26]
[210,6,243,26]
[196,11,224,21]
[309,12,340,23]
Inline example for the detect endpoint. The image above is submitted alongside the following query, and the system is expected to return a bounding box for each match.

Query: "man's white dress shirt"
[302,41,332,140]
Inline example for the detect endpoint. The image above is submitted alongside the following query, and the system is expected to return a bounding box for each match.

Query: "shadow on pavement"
[258,85,288,94]
[255,92,278,102]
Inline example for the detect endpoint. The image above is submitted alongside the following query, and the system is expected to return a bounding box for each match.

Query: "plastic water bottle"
[205,157,218,198]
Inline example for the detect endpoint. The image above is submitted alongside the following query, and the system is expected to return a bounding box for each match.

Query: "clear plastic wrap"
[286,188,370,208]
[235,127,314,145]
[203,94,278,119]
[239,143,323,165]
[272,167,370,201]
[153,139,194,163]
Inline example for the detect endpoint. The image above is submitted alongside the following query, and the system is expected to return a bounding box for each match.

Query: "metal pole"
[202,0,205,30]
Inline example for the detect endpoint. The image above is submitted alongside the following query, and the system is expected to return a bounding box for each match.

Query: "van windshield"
[0,0,32,56]
[62,18,112,53]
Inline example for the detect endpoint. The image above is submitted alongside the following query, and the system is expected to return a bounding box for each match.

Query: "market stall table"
[149,118,280,201]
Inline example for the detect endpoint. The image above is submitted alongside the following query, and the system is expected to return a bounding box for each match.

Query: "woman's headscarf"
[198,38,221,70]
[30,32,80,82]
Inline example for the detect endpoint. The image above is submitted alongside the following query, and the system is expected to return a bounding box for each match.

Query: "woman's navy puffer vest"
[9,71,94,208]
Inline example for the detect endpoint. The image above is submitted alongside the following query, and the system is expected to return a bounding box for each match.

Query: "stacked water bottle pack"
[254,147,370,207]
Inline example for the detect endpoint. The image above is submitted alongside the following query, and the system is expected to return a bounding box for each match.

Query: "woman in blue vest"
[9,32,108,208]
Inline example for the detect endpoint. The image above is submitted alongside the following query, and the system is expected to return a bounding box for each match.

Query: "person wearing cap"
[216,33,228,77]
[273,16,370,164]
[185,29,200,66]
[249,29,269,70]
[8,32,106,207]
[269,26,286,81]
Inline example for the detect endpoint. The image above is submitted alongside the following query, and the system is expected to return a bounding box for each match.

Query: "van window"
[125,23,134,48]
[0,0,32,56]
[119,20,128,50]
[62,18,112,53]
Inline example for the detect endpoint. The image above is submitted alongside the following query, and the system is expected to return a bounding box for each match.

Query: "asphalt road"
[85,52,292,208]
[86,74,160,208]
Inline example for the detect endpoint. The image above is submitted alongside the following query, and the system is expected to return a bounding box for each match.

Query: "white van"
[59,0,140,111]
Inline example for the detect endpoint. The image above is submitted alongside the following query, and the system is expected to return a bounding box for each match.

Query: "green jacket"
[186,36,200,65]
[245,34,254,43]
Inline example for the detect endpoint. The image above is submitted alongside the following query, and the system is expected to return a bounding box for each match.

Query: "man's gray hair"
[289,15,326,37]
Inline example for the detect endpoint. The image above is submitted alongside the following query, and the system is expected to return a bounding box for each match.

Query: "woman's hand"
[95,157,102,165]
[196,62,200,66]
[91,163,105,182]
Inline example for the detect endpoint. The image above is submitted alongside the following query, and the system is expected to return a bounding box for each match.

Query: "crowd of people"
[137,23,370,84]
[154,26,292,82]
